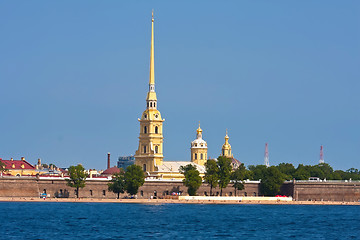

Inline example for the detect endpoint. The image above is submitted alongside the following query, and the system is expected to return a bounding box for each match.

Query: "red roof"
[0,159,35,170]
[101,166,121,175]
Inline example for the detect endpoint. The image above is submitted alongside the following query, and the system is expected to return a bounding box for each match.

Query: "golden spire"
[146,10,157,103]
[149,9,155,86]
[225,129,229,143]
[197,121,202,134]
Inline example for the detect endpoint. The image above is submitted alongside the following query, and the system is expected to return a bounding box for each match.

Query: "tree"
[66,164,88,198]
[0,160,7,175]
[248,165,267,180]
[231,163,246,196]
[179,164,202,196]
[204,159,219,196]
[260,166,285,196]
[217,156,232,196]
[124,165,145,196]
[276,163,296,180]
[108,169,126,199]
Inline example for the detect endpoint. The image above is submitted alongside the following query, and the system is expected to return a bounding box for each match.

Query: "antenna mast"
[319,145,324,164]
[264,143,270,167]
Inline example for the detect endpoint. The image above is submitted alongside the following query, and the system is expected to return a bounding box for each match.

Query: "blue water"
[1,202,359,239]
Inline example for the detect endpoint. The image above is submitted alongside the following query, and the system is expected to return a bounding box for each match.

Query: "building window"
[194,153,197,160]
[143,145,146,153]
[201,153,203,159]
[141,190,144,197]
[150,102,153,107]
[155,126,158,134]
[222,149,225,156]
[103,190,106,196]
[147,102,149,108]
[90,190,93,196]
[154,103,156,108]
[155,146,158,153]
[244,192,247,197]
[144,126,147,134]
[143,164,146,172]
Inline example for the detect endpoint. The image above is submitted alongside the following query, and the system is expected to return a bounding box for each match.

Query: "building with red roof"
[0,157,37,176]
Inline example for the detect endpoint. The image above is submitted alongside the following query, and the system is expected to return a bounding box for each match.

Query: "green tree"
[260,166,285,196]
[204,159,219,196]
[230,163,247,196]
[66,164,88,198]
[108,169,126,199]
[293,164,311,180]
[0,160,7,175]
[248,165,267,180]
[179,164,202,196]
[276,163,296,180]
[124,165,145,196]
[217,156,232,196]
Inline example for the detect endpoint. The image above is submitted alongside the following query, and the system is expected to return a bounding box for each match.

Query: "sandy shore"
[0,197,359,205]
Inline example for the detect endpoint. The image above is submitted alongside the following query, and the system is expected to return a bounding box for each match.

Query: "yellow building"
[221,130,233,158]
[0,157,37,176]
[134,12,205,180]
[134,11,164,173]
[190,123,208,166]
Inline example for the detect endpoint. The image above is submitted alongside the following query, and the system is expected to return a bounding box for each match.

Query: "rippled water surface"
[1,202,359,239]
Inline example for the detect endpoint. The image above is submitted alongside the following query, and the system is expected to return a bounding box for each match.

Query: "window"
[154,103,156,108]
[144,126,147,134]
[147,102,149,108]
[90,190,93,196]
[141,190,144,196]
[144,114,147,119]
[43,189,47,194]
[201,153,203,159]
[155,126,158,134]
[143,145,146,153]
[143,164,146,172]
[150,102,153,107]
[244,192,247,197]
[222,149,225,156]
[194,153,197,160]
[155,146,158,153]
[102,190,106,196]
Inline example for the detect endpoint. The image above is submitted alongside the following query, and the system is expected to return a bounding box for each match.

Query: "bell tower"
[221,129,233,158]
[190,122,208,166]
[135,11,164,172]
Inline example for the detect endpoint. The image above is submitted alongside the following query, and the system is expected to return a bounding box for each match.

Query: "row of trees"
[180,158,360,197]
[66,164,145,198]
[180,156,248,196]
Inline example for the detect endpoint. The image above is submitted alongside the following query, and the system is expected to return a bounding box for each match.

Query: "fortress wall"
[0,177,260,199]
[292,182,360,202]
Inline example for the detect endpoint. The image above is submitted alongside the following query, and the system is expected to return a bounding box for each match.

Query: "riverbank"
[0,197,359,205]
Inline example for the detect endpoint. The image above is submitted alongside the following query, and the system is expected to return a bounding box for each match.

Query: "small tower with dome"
[221,129,233,158]
[190,122,208,166]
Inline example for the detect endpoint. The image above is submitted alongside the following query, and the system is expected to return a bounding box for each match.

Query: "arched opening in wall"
[201,153,203,159]
[103,190,106,196]
[154,103,156,108]
[143,145,146,153]
[150,102,153,107]
[144,126,147,134]
[195,153,197,160]
[204,191,208,196]
[155,146,158,153]
[244,192,247,197]
[229,192,233,196]
[216,192,219,196]
[90,190,93,196]
[222,149,225,156]
[153,190,157,199]
[253,192,257,197]
[147,102,149,108]
[155,126,158,134]
[141,190,144,197]
[43,189,47,194]
[143,164,146,172]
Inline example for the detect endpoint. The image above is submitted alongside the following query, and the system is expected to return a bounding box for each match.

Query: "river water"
[1,202,358,239]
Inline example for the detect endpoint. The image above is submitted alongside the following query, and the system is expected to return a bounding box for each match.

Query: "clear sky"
[1,1,359,171]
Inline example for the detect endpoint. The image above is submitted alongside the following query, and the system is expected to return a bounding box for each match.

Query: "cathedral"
[134,12,240,179]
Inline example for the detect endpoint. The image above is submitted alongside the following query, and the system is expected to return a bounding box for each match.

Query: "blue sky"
[1,1,359,170]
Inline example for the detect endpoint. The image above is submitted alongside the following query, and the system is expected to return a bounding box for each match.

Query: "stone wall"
[0,177,259,199]
[291,181,360,202]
